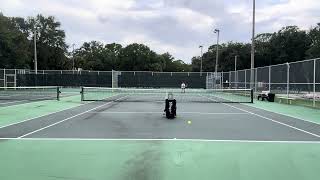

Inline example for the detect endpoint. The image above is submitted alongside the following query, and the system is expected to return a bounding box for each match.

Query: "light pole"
[199,45,203,74]
[251,0,256,89]
[214,29,220,88]
[72,44,75,70]
[234,55,238,72]
[34,29,37,74]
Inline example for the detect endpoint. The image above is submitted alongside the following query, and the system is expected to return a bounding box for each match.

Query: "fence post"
[205,73,208,89]
[244,70,247,89]
[229,72,231,88]
[235,71,237,89]
[112,70,114,88]
[255,68,257,94]
[221,71,223,89]
[314,59,316,107]
[268,66,271,92]
[286,62,290,102]
[3,68,6,87]
[13,69,17,87]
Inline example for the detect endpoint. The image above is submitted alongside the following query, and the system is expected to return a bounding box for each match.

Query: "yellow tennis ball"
[187,120,192,124]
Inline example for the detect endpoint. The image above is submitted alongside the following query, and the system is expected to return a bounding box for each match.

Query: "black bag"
[165,99,176,119]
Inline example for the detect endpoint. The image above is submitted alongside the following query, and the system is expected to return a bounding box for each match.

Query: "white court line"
[88,111,248,115]
[0,99,47,106]
[223,103,320,138]
[0,100,93,129]
[199,95,320,138]
[0,96,57,107]
[0,94,125,129]
[0,100,27,105]
[0,137,320,144]
[17,96,129,138]
[245,103,320,126]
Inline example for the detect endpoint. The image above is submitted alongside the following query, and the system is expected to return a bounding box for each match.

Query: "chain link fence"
[1,58,319,107]
[0,69,209,89]
[116,71,207,88]
[223,58,320,108]
[0,69,113,87]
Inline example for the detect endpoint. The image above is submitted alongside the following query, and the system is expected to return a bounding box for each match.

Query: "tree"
[192,42,251,72]
[191,56,201,72]
[0,13,31,68]
[74,41,103,70]
[161,53,176,72]
[218,42,251,71]
[27,14,68,70]
[269,26,311,64]
[255,33,273,66]
[73,42,191,72]
[104,43,122,70]
[306,23,320,58]
[119,43,162,71]
[172,60,191,72]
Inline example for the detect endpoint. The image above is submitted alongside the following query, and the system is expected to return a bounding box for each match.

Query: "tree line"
[192,25,320,72]
[73,41,191,72]
[1,13,320,72]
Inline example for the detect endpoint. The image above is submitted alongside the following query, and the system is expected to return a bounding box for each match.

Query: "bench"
[278,97,296,104]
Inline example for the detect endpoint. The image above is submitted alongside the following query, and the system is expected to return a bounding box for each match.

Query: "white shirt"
[181,83,186,89]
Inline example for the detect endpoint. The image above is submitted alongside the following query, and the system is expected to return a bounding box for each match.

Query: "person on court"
[181,82,186,93]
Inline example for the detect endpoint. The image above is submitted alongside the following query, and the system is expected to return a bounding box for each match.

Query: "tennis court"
[0,87,320,180]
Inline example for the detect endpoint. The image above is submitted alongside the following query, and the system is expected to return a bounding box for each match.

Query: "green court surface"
[0,139,319,180]
[1,89,320,180]
[249,100,320,124]
[0,95,82,127]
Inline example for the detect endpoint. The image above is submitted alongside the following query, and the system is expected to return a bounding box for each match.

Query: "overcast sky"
[1,0,319,63]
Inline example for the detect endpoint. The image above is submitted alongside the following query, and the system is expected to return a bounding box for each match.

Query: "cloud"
[0,0,319,63]
[257,0,320,30]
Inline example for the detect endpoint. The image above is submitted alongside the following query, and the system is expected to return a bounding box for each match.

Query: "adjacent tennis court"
[0,87,320,180]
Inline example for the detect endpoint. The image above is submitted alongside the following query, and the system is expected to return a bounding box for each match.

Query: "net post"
[251,88,254,103]
[80,87,84,101]
[57,87,60,101]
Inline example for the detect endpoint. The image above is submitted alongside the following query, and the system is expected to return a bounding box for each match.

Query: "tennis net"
[0,86,60,101]
[81,87,253,103]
